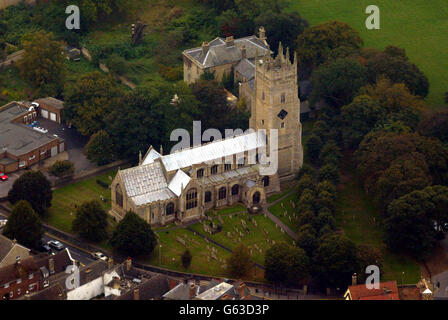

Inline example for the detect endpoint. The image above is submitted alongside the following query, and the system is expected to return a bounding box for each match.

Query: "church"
[109,28,303,226]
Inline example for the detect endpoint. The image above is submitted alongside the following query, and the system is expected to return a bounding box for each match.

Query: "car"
[0,172,8,181]
[0,219,7,228]
[37,241,51,253]
[93,252,108,261]
[47,240,64,251]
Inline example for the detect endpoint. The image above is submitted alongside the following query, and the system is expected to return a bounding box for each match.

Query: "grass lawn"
[189,211,293,266]
[206,204,246,216]
[46,170,117,233]
[289,0,448,110]
[268,193,299,231]
[336,160,421,284]
[0,67,33,104]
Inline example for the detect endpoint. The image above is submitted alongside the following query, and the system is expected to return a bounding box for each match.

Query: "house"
[0,234,30,269]
[344,280,400,300]
[0,249,73,300]
[0,101,65,173]
[182,27,270,85]
[163,279,251,300]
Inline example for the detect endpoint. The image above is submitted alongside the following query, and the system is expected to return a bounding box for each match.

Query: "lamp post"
[401,271,405,285]
[159,244,162,266]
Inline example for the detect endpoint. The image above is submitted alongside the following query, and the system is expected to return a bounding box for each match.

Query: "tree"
[85,130,115,166]
[265,243,310,285]
[305,134,323,162]
[296,21,363,75]
[3,200,43,249]
[310,57,367,108]
[360,78,427,114]
[385,185,448,259]
[296,224,319,258]
[319,140,342,165]
[110,211,157,257]
[366,47,429,97]
[419,111,448,144]
[376,152,432,208]
[341,95,385,149]
[254,11,308,58]
[17,31,65,96]
[63,71,124,136]
[48,160,75,178]
[313,233,360,289]
[227,244,253,278]
[318,163,340,185]
[181,249,192,269]
[191,79,248,132]
[8,171,52,217]
[106,81,200,160]
[72,200,109,242]
[297,174,316,198]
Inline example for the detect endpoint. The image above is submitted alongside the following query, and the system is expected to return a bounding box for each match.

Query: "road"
[0,210,95,266]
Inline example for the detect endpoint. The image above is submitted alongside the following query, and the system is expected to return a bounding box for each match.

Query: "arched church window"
[186,188,198,210]
[116,185,123,207]
[166,202,175,215]
[218,187,227,200]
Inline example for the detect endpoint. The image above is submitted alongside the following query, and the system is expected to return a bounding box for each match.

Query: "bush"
[181,249,192,269]
[106,54,127,76]
[48,160,74,178]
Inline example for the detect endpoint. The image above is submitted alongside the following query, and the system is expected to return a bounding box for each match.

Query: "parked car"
[47,240,64,251]
[0,219,7,228]
[0,172,8,181]
[37,241,51,253]
[93,252,108,261]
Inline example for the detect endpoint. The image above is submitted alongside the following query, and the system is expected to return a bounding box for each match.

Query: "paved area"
[0,171,21,199]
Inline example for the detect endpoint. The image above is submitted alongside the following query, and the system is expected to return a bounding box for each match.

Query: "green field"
[289,0,448,109]
[46,170,117,233]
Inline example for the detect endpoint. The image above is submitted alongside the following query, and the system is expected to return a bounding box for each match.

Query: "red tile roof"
[348,281,399,300]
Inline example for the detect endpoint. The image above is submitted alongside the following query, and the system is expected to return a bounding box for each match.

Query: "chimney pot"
[49,258,55,274]
[352,273,357,286]
[134,288,140,300]
[189,283,196,299]
[225,36,234,47]
[202,41,209,55]
[126,258,132,271]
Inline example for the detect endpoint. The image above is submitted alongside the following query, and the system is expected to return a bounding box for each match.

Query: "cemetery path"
[185,226,266,270]
[264,191,299,241]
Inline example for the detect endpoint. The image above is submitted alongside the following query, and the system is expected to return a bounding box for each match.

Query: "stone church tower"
[249,43,303,179]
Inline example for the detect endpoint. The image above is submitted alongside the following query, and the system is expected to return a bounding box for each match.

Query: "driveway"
[33,118,97,175]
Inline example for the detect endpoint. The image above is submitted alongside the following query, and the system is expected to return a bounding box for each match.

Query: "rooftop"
[0,101,62,157]
[183,35,269,68]
[347,281,399,300]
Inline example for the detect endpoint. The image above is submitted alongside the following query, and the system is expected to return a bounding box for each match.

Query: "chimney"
[126,258,132,271]
[352,273,357,286]
[258,26,266,42]
[189,283,197,299]
[49,258,55,274]
[108,258,114,269]
[225,36,234,47]
[138,150,142,165]
[241,44,247,59]
[202,41,209,55]
[134,288,140,300]
[85,269,92,283]
[237,283,246,299]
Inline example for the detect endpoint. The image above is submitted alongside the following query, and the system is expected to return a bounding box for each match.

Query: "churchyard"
[268,193,299,232]
[188,208,293,266]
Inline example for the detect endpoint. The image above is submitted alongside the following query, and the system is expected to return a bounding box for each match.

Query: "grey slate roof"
[235,58,255,80]
[184,36,269,68]
[0,235,15,262]
[120,161,176,206]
